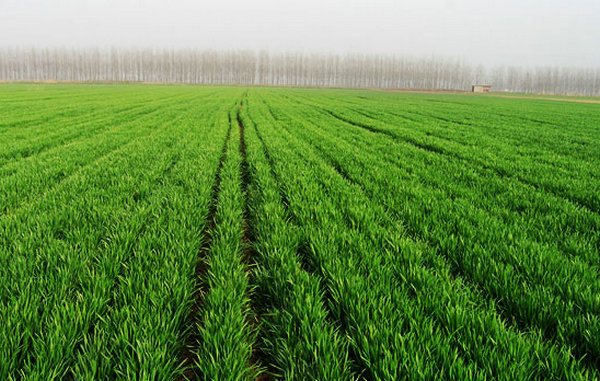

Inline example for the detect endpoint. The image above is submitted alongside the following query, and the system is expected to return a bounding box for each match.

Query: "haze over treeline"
[1,47,599,95]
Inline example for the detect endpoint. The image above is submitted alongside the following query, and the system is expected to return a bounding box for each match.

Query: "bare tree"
[0,47,598,95]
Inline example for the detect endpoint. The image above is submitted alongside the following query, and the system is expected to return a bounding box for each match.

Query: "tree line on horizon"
[1,47,599,95]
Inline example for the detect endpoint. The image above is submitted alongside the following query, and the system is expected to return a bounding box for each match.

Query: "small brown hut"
[472,85,492,93]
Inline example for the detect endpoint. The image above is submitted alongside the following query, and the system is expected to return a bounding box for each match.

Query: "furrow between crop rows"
[180,104,233,380]
[242,107,354,379]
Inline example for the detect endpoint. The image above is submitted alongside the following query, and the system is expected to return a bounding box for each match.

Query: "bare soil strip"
[237,99,277,380]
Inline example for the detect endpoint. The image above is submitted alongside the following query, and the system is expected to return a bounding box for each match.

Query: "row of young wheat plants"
[239,99,352,379]
[192,102,256,379]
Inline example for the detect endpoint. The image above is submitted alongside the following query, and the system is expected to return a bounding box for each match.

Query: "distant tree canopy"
[1,47,599,95]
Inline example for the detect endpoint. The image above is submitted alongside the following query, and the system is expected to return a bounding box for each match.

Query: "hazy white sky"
[2,0,599,67]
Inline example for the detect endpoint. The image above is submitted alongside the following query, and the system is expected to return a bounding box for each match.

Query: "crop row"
[0,87,245,378]
[244,89,599,378]
[1,84,598,379]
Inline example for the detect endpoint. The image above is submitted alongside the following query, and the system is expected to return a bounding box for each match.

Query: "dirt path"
[489,94,600,105]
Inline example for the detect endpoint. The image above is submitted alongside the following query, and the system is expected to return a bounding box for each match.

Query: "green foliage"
[0,84,598,380]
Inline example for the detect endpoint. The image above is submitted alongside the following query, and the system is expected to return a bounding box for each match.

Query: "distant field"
[1,84,599,380]
[484,92,600,104]
[496,92,600,100]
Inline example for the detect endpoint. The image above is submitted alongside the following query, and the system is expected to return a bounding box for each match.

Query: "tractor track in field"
[246,112,296,246]
[180,115,233,381]
[237,98,276,380]
[247,113,293,218]
[258,100,383,248]
[248,109,367,379]
[238,99,253,263]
